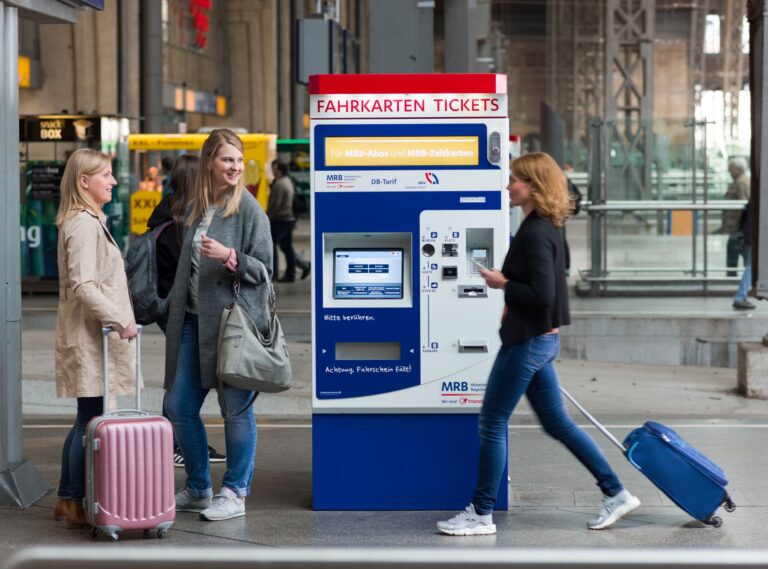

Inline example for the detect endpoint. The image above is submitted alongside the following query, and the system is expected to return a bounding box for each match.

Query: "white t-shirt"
[187,206,217,314]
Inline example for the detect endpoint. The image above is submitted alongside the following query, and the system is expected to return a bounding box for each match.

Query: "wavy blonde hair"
[187,129,246,225]
[55,148,112,227]
[512,152,571,227]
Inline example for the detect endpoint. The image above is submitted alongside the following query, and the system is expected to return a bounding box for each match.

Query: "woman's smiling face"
[209,143,244,190]
[81,165,116,206]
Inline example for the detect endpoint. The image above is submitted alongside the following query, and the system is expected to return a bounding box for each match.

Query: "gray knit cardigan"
[163,192,274,390]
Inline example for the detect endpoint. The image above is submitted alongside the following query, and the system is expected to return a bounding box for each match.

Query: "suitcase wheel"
[709,516,723,528]
[724,497,736,513]
[157,528,169,539]
[91,528,99,539]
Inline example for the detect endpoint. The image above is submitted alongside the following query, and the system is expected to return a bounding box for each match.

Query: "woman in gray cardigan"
[164,129,273,522]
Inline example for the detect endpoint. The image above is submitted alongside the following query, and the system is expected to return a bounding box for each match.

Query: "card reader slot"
[458,284,488,298]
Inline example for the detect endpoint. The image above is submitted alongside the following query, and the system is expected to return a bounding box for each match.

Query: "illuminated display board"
[325,136,479,167]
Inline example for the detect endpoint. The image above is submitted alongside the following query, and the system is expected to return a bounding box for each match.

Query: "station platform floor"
[4,216,768,559]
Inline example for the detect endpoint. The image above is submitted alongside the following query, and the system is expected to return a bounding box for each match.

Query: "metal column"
[369,0,433,73]
[0,1,51,508]
[749,0,768,298]
[604,0,654,201]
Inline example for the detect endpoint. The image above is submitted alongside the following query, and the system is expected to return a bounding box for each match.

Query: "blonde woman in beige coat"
[54,148,139,529]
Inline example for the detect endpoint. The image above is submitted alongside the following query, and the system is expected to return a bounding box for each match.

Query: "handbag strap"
[231,272,278,344]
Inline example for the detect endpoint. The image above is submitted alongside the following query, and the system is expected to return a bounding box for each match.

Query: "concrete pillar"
[737,343,768,399]
[368,0,433,73]
[140,0,163,134]
[277,0,292,138]
[118,0,141,131]
[226,0,279,133]
[444,0,475,72]
[292,0,309,138]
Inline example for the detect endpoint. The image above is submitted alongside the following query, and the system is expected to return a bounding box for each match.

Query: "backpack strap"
[152,220,175,241]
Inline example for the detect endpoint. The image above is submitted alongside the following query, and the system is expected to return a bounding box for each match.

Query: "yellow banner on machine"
[325,136,479,167]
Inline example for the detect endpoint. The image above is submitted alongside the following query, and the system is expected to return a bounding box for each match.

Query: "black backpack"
[293,191,309,216]
[125,220,173,325]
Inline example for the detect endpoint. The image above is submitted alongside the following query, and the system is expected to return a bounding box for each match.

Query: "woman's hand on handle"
[480,267,508,290]
[119,321,139,341]
[200,233,231,262]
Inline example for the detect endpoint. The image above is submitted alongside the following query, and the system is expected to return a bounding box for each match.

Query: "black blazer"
[499,211,571,345]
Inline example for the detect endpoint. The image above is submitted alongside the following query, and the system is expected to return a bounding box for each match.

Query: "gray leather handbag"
[216,278,292,393]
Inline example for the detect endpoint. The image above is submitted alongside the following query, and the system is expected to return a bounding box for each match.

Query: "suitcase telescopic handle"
[101,325,142,413]
[559,386,627,453]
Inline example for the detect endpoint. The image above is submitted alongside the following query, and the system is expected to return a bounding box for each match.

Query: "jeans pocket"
[529,335,558,368]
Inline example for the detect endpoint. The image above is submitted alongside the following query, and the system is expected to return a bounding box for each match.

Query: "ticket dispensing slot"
[458,339,489,353]
[336,342,401,361]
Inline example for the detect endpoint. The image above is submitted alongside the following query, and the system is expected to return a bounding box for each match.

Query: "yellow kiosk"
[128,133,277,234]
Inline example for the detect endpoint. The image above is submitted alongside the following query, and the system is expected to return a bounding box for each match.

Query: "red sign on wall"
[189,0,211,49]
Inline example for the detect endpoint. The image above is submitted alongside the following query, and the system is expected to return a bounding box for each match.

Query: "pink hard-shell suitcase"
[83,326,175,541]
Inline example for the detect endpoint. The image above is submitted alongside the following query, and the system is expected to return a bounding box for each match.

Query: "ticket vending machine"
[310,74,509,510]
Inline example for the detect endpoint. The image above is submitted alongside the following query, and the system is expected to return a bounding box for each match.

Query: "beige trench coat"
[55,210,140,398]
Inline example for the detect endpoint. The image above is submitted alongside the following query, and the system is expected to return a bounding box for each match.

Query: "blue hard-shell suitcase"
[623,421,735,526]
[560,388,736,527]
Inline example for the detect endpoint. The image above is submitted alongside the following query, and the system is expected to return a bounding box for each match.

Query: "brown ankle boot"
[54,498,71,521]
[66,500,89,529]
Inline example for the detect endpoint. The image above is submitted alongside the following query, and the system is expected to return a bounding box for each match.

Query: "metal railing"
[580,199,748,294]
[3,547,768,569]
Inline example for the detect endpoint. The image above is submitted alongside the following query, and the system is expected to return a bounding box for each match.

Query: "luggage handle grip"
[102,409,150,418]
[101,325,142,413]
[559,386,627,454]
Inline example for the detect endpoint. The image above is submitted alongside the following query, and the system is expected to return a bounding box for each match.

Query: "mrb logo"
[441,381,468,392]
[326,174,343,181]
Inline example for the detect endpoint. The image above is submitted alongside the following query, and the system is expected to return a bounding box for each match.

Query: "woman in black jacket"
[437,152,639,536]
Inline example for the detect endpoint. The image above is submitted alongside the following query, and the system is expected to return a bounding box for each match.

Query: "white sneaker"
[175,489,211,512]
[199,488,246,521]
[588,489,641,529]
[437,504,496,536]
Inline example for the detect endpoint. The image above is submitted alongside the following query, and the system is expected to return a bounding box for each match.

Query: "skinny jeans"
[58,397,103,501]
[164,313,257,498]
[472,333,624,515]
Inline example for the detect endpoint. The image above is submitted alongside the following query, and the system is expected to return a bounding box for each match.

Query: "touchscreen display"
[333,249,404,299]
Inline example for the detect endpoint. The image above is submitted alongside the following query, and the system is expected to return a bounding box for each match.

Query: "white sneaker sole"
[588,496,641,530]
[175,502,211,513]
[437,523,497,536]
[199,510,246,521]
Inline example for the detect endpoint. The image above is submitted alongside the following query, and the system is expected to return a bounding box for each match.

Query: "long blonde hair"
[186,129,246,225]
[55,148,112,227]
[512,152,571,228]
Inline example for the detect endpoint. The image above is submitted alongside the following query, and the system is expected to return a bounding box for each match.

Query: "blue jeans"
[58,397,103,500]
[726,232,747,277]
[164,313,257,498]
[472,334,624,515]
[734,246,752,302]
